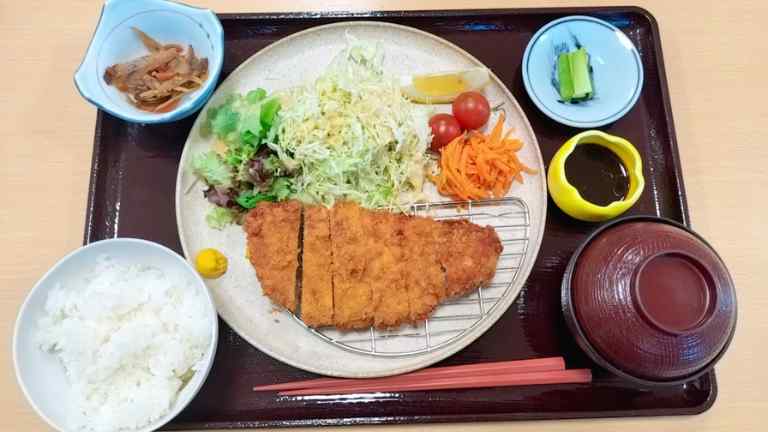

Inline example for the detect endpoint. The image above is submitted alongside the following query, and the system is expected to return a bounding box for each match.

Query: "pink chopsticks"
[252,357,591,396]
[279,369,591,396]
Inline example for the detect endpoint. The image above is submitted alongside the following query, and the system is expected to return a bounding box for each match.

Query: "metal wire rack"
[292,197,531,357]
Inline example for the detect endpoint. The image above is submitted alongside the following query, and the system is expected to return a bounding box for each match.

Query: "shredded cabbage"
[273,36,431,208]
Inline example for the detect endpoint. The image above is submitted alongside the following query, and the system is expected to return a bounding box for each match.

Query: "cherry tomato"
[429,113,462,151]
[452,91,491,130]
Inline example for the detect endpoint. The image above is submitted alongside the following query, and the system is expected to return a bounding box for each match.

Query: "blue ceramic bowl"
[522,15,643,129]
[74,0,223,124]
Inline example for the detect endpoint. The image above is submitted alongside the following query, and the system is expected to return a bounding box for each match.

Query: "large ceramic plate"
[175,21,546,378]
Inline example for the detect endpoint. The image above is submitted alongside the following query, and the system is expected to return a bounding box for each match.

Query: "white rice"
[37,255,213,432]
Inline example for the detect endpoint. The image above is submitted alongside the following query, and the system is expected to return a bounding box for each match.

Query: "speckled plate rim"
[175,21,547,377]
[561,215,737,386]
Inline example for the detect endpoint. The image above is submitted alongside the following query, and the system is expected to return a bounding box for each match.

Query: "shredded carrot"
[430,112,538,200]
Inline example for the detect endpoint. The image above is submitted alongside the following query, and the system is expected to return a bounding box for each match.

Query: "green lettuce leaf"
[246,88,267,103]
[192,151,232,187]
[210,103,239,138]
[240,106,263,142]
[260,98,280,130]
[205,207,236,230]
[269,177,293,201]
[235,190,276,209]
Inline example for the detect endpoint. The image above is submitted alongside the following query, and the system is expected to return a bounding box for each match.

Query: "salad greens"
[192,88,293,228]
[192,37,434,229]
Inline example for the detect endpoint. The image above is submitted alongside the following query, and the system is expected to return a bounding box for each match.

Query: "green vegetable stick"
[569,48,593,100]
[557,52,574,102]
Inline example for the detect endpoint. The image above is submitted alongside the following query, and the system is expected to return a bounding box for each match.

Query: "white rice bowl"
[13,239,218,432]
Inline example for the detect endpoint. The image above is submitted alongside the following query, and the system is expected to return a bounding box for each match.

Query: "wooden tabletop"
[2,0,765,430]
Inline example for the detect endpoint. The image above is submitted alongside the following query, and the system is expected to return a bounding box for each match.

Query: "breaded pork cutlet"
[401,215,447,321]
[301,206,334,327]
[438,220,503,298]
[365,211,410,328]
[330,202,374,329]
[244,201,503,329]
[243,200,302,312]
[440,220,503,297]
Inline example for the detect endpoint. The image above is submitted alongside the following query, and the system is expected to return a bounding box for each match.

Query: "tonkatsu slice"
[243,200,302,312]
[301,205,335,327]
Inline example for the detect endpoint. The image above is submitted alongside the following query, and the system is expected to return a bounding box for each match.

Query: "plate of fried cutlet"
[175,22,546,377]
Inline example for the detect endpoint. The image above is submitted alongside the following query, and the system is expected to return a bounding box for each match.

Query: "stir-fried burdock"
[103,28,209,113]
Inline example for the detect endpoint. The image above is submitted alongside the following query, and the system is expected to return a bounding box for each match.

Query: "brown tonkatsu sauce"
[565,143,630,206]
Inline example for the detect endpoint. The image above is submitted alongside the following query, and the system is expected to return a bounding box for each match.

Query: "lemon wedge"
[401,67,490,104]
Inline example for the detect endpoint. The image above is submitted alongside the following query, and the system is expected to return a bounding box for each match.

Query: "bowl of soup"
[561,216,737,385]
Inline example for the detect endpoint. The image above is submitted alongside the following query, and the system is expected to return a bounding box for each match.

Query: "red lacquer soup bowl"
[562,216,737,386]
